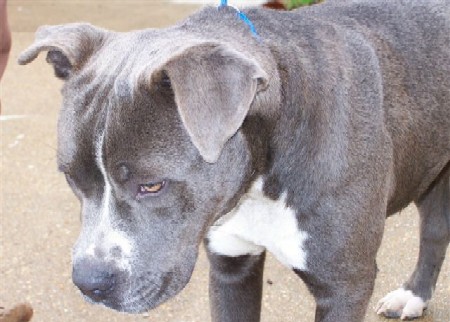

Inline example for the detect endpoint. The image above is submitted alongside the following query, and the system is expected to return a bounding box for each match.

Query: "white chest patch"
[207,177,308,270]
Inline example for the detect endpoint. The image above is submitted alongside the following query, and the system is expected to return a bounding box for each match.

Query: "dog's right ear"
[150,43,268,164]
[18,23,106,80]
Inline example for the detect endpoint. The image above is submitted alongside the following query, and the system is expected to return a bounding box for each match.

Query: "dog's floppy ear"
[18,23,106,79]
[159,43,268,163]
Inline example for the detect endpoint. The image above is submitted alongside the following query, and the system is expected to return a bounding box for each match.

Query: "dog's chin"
[112,283,190,314]
[112,292,176,314]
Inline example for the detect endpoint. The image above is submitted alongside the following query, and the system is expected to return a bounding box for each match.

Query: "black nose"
[72,259,117,302]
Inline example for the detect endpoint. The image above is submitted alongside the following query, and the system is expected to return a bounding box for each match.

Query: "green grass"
[284,0,321,10]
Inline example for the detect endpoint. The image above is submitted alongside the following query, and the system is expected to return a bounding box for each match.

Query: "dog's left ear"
[157,43,268,163]
[18,23,106,79]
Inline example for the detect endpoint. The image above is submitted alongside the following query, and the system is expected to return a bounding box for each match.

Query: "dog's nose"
[72,259,117,302]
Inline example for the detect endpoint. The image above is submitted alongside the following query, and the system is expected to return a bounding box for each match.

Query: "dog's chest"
[207,177,308,270]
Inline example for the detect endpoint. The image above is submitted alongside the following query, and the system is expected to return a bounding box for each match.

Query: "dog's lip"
[87,271,166,313]
[81,292,134,313]
[116,269,192,313]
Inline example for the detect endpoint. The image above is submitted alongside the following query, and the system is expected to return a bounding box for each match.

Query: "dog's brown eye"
[138,181,166,197]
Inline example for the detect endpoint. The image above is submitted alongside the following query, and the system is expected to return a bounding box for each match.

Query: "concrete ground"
[1,1,449,321]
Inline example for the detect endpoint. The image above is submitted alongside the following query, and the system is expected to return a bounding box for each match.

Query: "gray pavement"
[1,1,449,321]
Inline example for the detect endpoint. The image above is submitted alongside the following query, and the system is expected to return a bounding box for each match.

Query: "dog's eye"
[138,181,166,197]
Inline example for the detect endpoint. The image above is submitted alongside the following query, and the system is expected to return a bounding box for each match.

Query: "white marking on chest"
[207,177,308,270]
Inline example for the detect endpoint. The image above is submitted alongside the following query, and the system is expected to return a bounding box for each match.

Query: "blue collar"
[218,1,260,40]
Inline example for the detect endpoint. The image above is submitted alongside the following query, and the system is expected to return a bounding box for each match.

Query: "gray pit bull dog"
[19,0,450,321]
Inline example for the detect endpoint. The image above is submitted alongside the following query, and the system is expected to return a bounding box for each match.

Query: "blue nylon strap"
[218,0,260,40]
[237,11,259,38]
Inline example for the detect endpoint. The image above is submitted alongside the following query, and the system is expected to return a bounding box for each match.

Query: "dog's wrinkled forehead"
[90,33,204,97]
[18,23,201,94]
[63,31,197,100]
[19,21,268,164]
[53,35,192,170]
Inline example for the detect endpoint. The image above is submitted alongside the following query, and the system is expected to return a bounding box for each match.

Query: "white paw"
[376,288,427,320]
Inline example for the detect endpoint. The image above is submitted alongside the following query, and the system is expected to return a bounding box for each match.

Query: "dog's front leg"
[206,250,266,322]
[295,262,377,322]
[294,202,384,322]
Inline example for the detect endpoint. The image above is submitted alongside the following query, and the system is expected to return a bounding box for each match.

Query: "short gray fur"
[18,0,450,321]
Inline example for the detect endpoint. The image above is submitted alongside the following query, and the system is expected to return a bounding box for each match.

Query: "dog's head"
[19,21,272,312]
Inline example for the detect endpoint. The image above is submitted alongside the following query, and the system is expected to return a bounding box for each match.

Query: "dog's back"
[320,0,450,212]
[243,0,450,213]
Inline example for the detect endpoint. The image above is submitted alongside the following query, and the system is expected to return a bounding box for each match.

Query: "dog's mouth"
[118,272,177,313]
[77,272,167,313]
[79,267,194,314]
